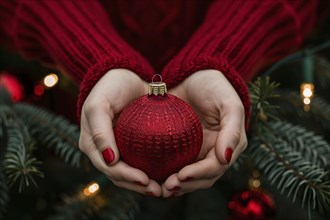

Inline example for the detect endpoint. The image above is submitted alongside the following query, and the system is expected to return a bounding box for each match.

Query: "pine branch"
[48,182,142,220]
[232,153,248,171]
[249,121,330,216]
[1,107,43,192]
[231,76,282,172]
[0,87,13,106]
[273,89,330,135]
[13,104,82,168]
[99,189,142,220]
[0,166,9,219]
[248,77,280,128]
[268,121,330,168]
[48,193,102,220]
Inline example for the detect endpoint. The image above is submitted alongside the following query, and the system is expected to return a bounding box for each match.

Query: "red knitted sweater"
[0,0,325,123]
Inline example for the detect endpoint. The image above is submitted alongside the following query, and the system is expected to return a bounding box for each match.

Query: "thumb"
[86,105,120,165]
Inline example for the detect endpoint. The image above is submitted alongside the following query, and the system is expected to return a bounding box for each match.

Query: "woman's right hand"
[79,69,161,197]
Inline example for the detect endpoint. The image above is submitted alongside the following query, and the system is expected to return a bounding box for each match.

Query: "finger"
[173,125,246,185]
[162,169,220,198]
[87,147,153,188]
[162,173,180,198]
[83,103,119,165]
[114,179,162,197]
[160,149,225,197]
[89,149,150,184]
[80,133,161,196]
[162,177,219,198]
[215,104,244,165]
[163,129,247,197]
[79,126,107,171]
[105,161,150,184]
[79,128,151,185]
[237,122,248,154]
[176,149,225,181]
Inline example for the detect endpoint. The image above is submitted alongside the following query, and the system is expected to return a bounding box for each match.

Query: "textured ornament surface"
[114,94,203,182]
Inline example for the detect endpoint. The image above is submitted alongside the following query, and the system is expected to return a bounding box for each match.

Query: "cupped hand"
[162,69,248,197]
[79,69,161,197]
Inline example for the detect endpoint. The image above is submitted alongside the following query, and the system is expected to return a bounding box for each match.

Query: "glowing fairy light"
[302,87,313,98]
[83,182,100,197]
[300,83,314,111]
[43,73,58,87]
[303,97,311,105]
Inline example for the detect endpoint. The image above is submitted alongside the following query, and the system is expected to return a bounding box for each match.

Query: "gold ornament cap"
[148,74,167,96]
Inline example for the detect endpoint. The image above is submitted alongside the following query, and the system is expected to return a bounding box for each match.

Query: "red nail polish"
[182,176,194,182]
[225,148,233,164]
[101,147,115,164]
[170,186,181,191]
[146,191,155,197]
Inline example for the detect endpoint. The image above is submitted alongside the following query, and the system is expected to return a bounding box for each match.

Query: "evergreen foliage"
[0,167,9,220]
[0,94,43,192]
[3,121,43,192]
[1,75,330,219]
[13,104,81,168]
[48,180,142,220]
[248,77,280,127]
[248,77,330,218]
[1,57,330,219]
[98,189,142,220]
[273,90,330,135]
[0,88,83,217]
[249,122,330,217]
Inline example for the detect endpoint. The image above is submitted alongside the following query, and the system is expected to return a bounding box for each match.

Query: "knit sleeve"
[0,0,154,117]
[161,0,322,125]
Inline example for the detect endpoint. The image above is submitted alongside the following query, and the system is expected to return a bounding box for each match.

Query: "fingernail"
[134,181,146,186]
[182,176,194,182]
[101,147,115,164]
[225,147,233,164]
[169,186,181,191]
[146,191,155,197]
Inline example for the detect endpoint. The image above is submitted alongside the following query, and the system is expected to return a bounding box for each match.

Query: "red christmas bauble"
[228,189,275,220]
[114,82,203,182]
[0,72,24,102]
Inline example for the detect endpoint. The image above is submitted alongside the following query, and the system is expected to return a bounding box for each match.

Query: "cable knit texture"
[161,0,320,124]
[0,0,326,124]
[0,0,154,117]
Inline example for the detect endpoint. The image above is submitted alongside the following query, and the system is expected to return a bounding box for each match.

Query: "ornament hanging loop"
[148,74,167,96]
[151,74,163,83]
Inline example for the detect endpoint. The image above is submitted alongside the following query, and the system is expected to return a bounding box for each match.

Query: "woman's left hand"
[161,69,248,197]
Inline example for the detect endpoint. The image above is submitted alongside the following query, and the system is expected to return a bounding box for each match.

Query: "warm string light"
[34,73,59,96]
[249,170,261,189]
[77,180,108,211]
[82,182,100,197]
[78,181,107,211]
[300,83,314,111]
[43,73,59,88]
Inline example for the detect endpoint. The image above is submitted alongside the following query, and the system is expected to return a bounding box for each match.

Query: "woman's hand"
[79,69,161,197]
[162,69,248,197]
